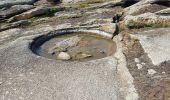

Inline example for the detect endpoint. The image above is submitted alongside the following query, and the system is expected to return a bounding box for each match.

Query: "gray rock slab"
[0,5,34,19]
[0,35,120,100]
[134,28,170,65]
[0,0,36,9]
[155,8,170,15]
[8,6,50,22]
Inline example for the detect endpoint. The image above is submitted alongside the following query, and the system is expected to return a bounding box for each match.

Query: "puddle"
[31,31,116,61]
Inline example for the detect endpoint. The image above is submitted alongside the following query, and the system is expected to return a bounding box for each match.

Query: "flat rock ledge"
[132,28,170,65]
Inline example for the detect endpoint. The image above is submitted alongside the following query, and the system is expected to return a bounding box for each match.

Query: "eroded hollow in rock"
[30,29,116,61]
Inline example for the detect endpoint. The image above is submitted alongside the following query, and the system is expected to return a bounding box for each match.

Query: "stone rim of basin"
[30,28,116,61]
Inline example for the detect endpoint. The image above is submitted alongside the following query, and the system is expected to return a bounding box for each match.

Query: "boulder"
[0,5,34,19]
[57,52,71,60]
[0,0,36,9]
[8,6,50,22]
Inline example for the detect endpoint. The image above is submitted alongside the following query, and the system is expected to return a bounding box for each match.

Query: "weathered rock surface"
[0,28,22,44]
[0,5,34,19]
[133,28,170,65]
[0,34,122,99]
[1,0,170,99]
[124,12,170,28]
[99,23,116,35]
[0,20,30,32]
[124,3,167,15]
[124,0,169,15]
[0,0,36,9]
[8,6,50,22]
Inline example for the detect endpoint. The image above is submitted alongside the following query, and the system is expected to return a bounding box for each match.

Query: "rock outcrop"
[155,8,170,15]
[0,0,36,9]
[0,5,34,19]
[124,0,169,15]
[8,6,50,22]
[124,12,170,28]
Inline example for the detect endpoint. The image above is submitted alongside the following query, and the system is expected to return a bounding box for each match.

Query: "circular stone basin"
[30,29,116,61]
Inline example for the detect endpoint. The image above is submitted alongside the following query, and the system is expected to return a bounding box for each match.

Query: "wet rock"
[124,13,170,28]
[0,0,36,9]
[75,52,92,59]
[0,20,30,32]
[49,36,81,54]
[0,5,34,19]
[8,6,50,22]
[55,36,81,47]
[57,52,71,60]
[148,69,156,75]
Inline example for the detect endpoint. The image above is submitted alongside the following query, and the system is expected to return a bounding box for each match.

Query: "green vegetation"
[46,7,62,16]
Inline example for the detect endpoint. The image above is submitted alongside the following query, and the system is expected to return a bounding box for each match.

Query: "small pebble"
[162,72,166,74]
[141,62,146,65]
[136,64,143,69]
[57,52,71,60]
[100,51,105,54]
[148,69,157,75]
[134,58,140,63]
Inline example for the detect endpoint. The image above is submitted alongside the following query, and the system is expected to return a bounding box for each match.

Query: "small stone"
[148,69,157,75]
[141,62,146,65]
[100,51,105,54]
[162,72,166,74]
[57,52,71,60]
[136,64,142,69]
[134,58,140,63]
